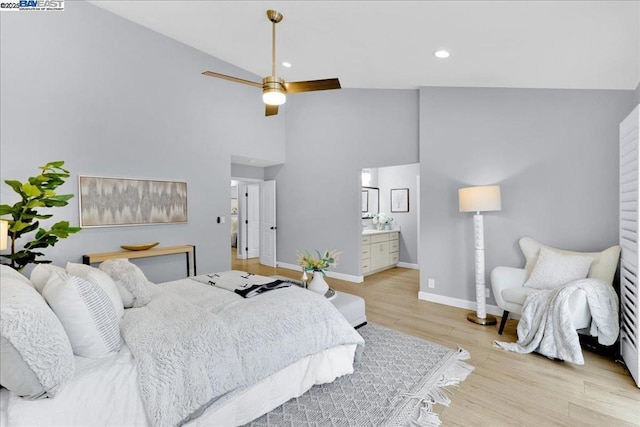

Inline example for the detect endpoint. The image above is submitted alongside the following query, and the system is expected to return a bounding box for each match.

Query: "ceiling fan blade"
[283,78,341,94]
[202,71,262,88]
[265,104,279,116]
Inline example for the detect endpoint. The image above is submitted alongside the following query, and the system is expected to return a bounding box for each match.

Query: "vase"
[384,223,391,230]
[307,270,329,295]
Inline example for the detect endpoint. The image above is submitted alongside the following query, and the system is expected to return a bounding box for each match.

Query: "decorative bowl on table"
[120,242,160,251]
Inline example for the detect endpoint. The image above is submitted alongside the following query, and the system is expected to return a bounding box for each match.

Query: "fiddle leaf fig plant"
[0,161,81,271]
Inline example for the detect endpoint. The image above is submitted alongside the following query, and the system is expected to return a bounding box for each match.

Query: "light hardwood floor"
[232,253,640,426]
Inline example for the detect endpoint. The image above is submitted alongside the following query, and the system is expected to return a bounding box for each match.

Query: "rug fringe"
[390,346,474,426]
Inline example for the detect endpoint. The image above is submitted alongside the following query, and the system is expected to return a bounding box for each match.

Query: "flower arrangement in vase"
[296,249,341,295]
[373,213,393,230]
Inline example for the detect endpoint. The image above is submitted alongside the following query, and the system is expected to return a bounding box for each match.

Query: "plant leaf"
[21,183,42,197]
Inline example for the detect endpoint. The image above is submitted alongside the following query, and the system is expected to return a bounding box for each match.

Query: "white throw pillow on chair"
[523,247,594,290]
[519,237,620,285]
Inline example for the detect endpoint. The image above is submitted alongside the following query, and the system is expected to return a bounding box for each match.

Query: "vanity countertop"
[362,229,400,236]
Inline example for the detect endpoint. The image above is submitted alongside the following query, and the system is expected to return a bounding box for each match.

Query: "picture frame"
[361,190,368,212]
[79,176,188,227]
[391,188,409,213]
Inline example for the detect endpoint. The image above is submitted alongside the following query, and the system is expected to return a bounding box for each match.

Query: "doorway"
[360,164,420,276]
[231,179,277,267]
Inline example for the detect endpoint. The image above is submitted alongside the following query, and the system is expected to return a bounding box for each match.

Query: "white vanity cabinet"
[362,230,399,276]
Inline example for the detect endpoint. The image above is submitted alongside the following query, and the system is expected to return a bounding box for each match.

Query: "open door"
[247,184,260,259]
[259,180,277,267]
[236,183,247,259]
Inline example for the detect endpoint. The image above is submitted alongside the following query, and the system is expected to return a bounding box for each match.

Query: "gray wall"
[378,163,419,265]
[231,164,265,181]
[0,2,285,282]
[419,87,636,303]
[266,89,419,276]
[634,81,640,105]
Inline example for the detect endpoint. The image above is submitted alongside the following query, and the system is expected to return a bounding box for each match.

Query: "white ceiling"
[90,1,639,91]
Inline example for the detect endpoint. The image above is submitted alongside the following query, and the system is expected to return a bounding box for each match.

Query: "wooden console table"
[82,245,197,276]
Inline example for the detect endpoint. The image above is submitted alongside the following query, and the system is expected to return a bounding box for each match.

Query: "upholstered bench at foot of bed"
[331,291,367,329]
[270,276,367,328]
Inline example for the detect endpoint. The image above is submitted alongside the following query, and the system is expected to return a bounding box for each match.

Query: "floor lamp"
[459,185,501,325]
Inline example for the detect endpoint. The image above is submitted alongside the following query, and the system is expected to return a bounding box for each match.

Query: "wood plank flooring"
[231,254,640,426]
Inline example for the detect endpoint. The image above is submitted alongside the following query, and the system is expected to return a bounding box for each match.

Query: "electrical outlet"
[485,287,491,298]
[428,278,435,289]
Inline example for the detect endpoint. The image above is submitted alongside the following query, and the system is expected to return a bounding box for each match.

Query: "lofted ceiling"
[89,1,639,91]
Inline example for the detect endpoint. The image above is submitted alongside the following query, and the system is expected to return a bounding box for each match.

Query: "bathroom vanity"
[362,230,399,275]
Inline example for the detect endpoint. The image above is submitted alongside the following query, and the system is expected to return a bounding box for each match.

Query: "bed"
[0,265,364,427]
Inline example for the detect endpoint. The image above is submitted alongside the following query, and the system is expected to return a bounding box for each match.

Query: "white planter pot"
[307,271,329,295]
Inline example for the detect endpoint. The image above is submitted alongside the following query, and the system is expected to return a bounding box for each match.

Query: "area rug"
[247,323,473,426]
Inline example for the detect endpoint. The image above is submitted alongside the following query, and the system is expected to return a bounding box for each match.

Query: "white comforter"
[1,343,357,427]
[121,275,364,426]
[495,278,619,364]
[2,276,362,427]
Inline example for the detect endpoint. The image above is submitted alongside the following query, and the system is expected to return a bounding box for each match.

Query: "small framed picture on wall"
[391,188,409,213]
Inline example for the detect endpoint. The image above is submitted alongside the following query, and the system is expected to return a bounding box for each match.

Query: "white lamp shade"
[458,185,502,213]
[0,220,8,251]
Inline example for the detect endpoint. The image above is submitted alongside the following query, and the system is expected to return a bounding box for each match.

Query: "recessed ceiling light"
[282,61,292,68]
[434,50,450,59]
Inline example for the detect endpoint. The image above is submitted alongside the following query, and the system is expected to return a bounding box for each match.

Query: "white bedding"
[1,343,357,427]
[1,276,360,426]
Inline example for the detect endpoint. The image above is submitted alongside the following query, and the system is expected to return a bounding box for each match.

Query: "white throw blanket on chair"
[494,278,619,364]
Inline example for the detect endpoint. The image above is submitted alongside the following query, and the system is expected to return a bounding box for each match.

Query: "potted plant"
[373,212,393,230]
[296,249,341,295]
[0,161,81,271]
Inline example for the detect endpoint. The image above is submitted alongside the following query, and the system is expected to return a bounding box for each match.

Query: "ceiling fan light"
[263,90,286,106]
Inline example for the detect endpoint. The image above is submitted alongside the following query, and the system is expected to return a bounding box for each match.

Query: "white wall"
[0,2,285,281]
[378,163,419,265]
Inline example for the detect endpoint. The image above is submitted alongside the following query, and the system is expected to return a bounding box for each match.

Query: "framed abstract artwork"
[391,188,409,213]
[79,176,188,227]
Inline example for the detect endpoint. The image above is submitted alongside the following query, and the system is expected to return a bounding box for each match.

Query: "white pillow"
[1,264,35,289]
[30,264,66,294]
[42,271,122,358]
[66,262,124,319]
[99,259,153,308]
[523,247,594,290]
[0,276,74,398]
[519,237,620,285]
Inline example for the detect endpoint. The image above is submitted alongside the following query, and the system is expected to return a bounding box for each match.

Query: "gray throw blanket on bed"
[494,278,619,364]
[119,278,364,427]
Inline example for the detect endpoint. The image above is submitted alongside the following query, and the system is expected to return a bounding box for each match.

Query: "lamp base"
[467,312,497,325]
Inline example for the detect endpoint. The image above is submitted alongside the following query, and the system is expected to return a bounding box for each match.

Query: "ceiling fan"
[202,9,341,117]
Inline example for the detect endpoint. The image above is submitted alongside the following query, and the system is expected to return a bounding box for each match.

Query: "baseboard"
[277,262,364,284]
[397,262,419,269]
[417,291,503,317]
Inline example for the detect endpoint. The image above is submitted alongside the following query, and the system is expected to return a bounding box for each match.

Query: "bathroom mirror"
[362,186,379,218]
